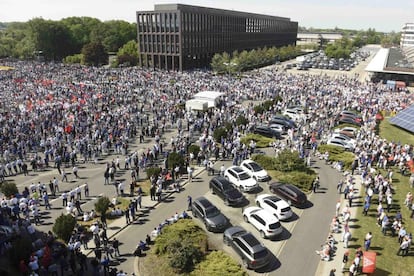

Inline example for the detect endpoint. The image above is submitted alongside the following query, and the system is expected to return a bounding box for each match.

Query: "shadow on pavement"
[255,254,281,273]
[283,212,299,222]
[270,227,291,242]
[296,200,314,209]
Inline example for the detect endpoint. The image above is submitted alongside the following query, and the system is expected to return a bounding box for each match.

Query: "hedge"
[240,134,275,148]
[191,250,247,276]
[318,144,355,170]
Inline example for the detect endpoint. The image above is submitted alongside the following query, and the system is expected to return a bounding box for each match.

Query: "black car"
[191,197,230,232]
[223,226,270,270]
[252,125,281,139]
[209,176,245,206]
[269,182,307,207]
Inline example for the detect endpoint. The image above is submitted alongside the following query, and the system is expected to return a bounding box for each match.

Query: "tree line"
[0,17,138,66]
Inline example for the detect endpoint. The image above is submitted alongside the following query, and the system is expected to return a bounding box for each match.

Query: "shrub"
[168,240,203,273]
[253,104,265,114]
[191,250,247,276]
[0,182,18,197]
[318,144,355,170]
[154,220,207,256]
[270,170,316,192]
[273,149,307,172]
[235,115,248,126]
[167,152,185,170]
[188,144,201,157]
[146,167,162,179]
[53,214,76,242]
[213,127,228,143]
[252,154,276,170]
[240,133,275,148]
[94,196,111,215]
[262,100,275,111]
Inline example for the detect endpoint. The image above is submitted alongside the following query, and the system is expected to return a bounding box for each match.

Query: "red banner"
[362,251,376,274]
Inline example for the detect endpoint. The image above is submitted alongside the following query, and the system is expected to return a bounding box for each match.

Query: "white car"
[255,194,293,220]
[243,206,283,238]
[333,127,358,138]
[330,133,357,147]
[240,160,270,182]
[269,124,285,135]
[327,138,354,151]
[224,166,258,192]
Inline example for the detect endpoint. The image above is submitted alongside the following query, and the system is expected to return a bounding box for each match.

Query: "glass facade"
[137,4,298,71]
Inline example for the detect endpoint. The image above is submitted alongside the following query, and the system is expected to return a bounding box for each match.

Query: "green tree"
[168,240,203,273]
[81,41,108,66]
[273,149,307,172]
[188,144,201,157]
[63,53,83,64]
[146,167,162,179]
[167,152,185,170]
[53,214,76,242]
[235,115,248,126]
[0,182,18,197]
[116,40,139,66]
[213,127,228,143]
[94,196,111,215]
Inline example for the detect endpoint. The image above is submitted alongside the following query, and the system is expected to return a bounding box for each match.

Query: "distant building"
[296,32,342,46]
[400,23,414,48]
[136,4,298,71]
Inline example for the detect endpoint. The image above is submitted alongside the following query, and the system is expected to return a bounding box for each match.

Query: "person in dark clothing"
[125,208,130,224]
[150,185,156,201]
[112,238,120,257]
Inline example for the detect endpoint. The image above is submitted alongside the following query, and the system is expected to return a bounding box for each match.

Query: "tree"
[213,127,228,143]
[94,196,111,215]
[191,251,247,276]
[81,42,108,66]
[116,40,139,66]
[167,152,185,170]
[53,214,76,242]
[188,144,201,157]
[0,182,18,197]
[273,149,307,172]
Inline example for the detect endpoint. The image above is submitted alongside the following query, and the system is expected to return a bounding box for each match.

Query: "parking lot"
[188,155,310,274]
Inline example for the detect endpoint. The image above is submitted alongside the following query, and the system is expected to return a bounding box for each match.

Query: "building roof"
[193,91,224,100]
[365,47,414,76]
[365,48,389,72]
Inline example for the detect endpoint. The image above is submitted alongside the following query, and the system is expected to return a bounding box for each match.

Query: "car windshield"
[249,162,263,172]
[269,222,281,229]
[253,249,268,259]
[205,207,220,218]
[239,172,251,180]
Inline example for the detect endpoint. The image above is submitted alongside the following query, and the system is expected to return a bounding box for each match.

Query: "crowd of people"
[1,58,414,275]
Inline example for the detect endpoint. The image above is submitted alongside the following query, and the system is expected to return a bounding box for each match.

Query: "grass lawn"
[350,171,414,276]
[380,118,414,145]
[349,120,414,275]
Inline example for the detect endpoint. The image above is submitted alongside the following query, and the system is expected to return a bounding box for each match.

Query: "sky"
[0,0,413,32]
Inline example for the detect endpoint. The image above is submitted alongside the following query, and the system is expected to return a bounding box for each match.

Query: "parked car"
[242,206,283,238]
[333,126,358,138]
[191,196,230,232]
[223,226,271,270]
[269,123,285,135]
[336,116,362,127]
[209,176,245,206]
[269,182,307,207]
[224,166,258,192]
[240,159,270,182]
[329,133,356,147]
[252,125,281,139]
[327,138,354,151]
[255,194,293,220]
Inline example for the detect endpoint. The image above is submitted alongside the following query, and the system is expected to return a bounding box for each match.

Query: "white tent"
[192,90,224,108]
[185,99,208,111]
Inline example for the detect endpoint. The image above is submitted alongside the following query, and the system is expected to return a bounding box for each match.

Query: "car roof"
[228,166,245,173]
[246,207,278,222]
[195,197,214,208]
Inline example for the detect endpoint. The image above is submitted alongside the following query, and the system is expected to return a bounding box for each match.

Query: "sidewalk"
[80,164,207,258]
[315,171,363,275]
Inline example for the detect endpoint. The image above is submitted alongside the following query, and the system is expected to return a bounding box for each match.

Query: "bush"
[240,133,275,148]
[191,250,247,276]
[0,182,18,197]
[273,149,307,172]
[318,144,355,170]
[154,219,207,256]
[271,170,316,192]
[94,196,111,215]
[252,154,276,170]
[168,240,203,273]
[235,115,248,126]
[262,100,275,111]
[188,144,201,157]
[253,105,265,114]
[53,214,76,242]
[213,127,228,143]
[146,167,162,179]
[167,152,185,170]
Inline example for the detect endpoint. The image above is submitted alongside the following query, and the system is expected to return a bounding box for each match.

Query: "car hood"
[224,189,244,200]
[240,178,257,186]
[207,214,228,226]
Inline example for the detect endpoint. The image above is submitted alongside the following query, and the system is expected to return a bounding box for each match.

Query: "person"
[349,261,356,276]
[220,164,225,176]
[72,166,79,178]
[84,182,89,197]
[137,193,142,209]
[61,169,68,182]
[329,268,336,276]
[112,238,120,257]
[187,195,192,211]
[61,192,68,207]
[125,208,130,224]
[342,250,349,272]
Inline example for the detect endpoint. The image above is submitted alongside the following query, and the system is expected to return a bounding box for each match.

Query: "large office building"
[136,4,298,71]
[400,23,414,48]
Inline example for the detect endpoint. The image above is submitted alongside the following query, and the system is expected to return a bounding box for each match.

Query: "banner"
[362,251,376,274]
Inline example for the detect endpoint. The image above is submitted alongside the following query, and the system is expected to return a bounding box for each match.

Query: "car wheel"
[260,230,266,239]
[243,215,249,222]
[256,201,261,207]
[192,210,197,218]
[238,185,244,192]
[224,199,230,206]
[269,187,274,193]
[205,222,211,231]
[210,187,214,194]
[287,199,292,206]
[242,259,249,268]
